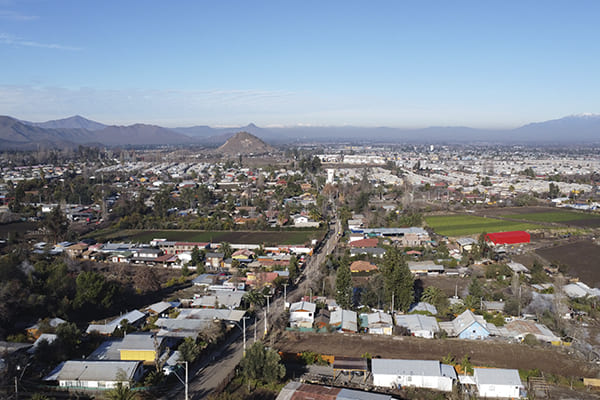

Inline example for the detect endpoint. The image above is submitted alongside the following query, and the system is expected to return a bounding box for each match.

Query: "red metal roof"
[485,231,530,245]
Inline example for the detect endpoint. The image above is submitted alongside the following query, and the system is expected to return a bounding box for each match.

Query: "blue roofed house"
[439,310,490,340]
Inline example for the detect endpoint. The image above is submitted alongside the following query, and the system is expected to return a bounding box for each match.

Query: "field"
[91,229,326,246]
[424,214,542,237]
[536,240,600,287]
[476,207,600,228]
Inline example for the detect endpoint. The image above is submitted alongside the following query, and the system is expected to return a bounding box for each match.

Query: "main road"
[165,217,342,399]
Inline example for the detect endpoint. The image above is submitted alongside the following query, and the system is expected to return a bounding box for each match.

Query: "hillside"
[94,124,192,146]
[23,115,107,131]
[0,116,95,150]
[217,131,277,155]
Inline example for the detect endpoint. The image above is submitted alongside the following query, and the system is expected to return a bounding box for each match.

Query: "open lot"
[536,240,600,287]
[425,214,542,237]
[273,332,600,379]
[91,229,326,246]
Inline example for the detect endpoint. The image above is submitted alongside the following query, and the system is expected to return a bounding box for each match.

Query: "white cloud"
[0,32,81,51]
[0,10,38,21]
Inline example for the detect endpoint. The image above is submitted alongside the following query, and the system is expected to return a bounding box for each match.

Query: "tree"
[288,255,299,283]
[220,242,233,259]
[44,206,69,243]
[382,246,413,312]
[191,246,204,266]
[178,336,201,363]
[420,286,449,313]
[335,259,353,309]
[239,341,285,387]
[73,271,120,313]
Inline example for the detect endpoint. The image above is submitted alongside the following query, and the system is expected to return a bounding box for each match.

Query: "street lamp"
[174,361,189,400]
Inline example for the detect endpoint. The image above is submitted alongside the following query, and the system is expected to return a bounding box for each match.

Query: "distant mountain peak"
[23,115,107,131]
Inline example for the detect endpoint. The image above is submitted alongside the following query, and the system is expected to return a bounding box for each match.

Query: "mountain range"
[0,114,599,150]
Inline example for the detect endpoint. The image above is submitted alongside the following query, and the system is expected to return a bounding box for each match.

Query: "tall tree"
[44,206,69,243]
[382,246,413,312]
[335,258,353,309]
[239,341,285,387]
[288,255,299,282]
[178,336,200,363]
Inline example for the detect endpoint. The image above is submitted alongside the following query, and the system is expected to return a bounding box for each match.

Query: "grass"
[425,215,542,237]
[503,211,600,223]
[90,229,325,245]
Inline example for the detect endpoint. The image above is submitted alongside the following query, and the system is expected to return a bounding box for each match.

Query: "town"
[1,135,600,400]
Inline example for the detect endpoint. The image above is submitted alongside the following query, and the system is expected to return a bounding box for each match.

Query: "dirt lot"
[536,240,600,287]
[272,332,600,378]
[475,206,556,216]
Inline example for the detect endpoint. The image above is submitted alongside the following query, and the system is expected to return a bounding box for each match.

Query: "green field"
[90,229,325,245]
[425,215,542,237]
[504,211,600,223]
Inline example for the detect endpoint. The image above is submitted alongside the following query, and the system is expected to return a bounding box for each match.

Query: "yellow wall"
[120,350,155,362]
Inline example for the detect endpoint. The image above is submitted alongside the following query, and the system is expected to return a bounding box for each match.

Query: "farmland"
[90,229,326,246]
[504,210,600,226]
[424,214,542,237]
[536,240,600,287]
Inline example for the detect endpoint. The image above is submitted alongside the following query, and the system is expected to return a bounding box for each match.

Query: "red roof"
[485,231,530,245]
[349,238,379,248]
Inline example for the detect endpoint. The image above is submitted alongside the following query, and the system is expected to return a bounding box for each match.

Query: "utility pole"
[14,376,18,400]
[242,316,249,355]
[184,361,188,400]
[391,293,395,315]
[264,309,268,335]
[265,294,272,314]
[283,283,288,309]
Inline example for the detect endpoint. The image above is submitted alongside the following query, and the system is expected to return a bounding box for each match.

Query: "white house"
[365,311,394,335]
[44,360,144,389]
[474,368,523,398]
[395,314,440,339]
[372,359,456,392]
[289,301,316,329]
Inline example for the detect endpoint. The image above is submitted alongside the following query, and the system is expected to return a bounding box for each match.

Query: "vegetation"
[239,341,286,388]
[425,215,541,237]
[382,246,413,312]
[335,256,353,309]
[178,336,202,363]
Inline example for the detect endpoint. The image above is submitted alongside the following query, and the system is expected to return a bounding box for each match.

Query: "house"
[349,260,378,273]
[348,233,365,243]
[350,247,386,258]
[408,261,444,275]
[65,243,89,258]
[119,332,163,364]
[86,310,147,335]
[131,248,163,264]
[26,317,67,339]
[314,309,330,330]
[28,333,58,354]
[504,319,560,343]
[191,291,245,309]
[350,238,379,248]
[292,215,320,228]
[372,359,456,392]
[473,368,523,398]
[365,311,393,335]
[507,262,529,274]
[205,252,224,269]
[456,237,477,253]
[438,310,490,340]
[192,273,216,287]
[289,301,316,329]
[146,301,175,317]
[395,314,439,339]
[483,301,505,313]
[330,309,358,333]
[44,360,144,389]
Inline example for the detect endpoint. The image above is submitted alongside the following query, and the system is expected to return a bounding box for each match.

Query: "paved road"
[167,217,342,398]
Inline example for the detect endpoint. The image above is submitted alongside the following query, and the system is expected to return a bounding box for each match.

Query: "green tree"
[288,255,299,283]
[73,271,120,313]
[191,246,203,266]
[44,206,69,243]
[420,286,449,314]
[220,242,233,259]
[178,336,201,363]
[382,246,413,312]
[239,341,285,387]
[335,258,353,309]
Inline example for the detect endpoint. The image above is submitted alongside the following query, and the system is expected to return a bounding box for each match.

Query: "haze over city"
[2,1,599,128]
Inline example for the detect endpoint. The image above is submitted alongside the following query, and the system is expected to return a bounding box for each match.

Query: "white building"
[372,359,456,392]
[395,314,440,339]
[474,368,523,398]
[289,301,316,329]
[44,360,144,389]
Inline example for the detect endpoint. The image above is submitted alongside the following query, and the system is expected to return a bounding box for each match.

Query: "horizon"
[1,1,600,128]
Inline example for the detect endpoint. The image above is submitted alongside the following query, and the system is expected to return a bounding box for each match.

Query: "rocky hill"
[217,131,277,155]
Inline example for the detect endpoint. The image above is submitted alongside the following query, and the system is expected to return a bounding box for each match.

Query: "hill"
[217,131,277,155]
[94,124,192,146]
[0,116,95,150]
[23,115,107,131]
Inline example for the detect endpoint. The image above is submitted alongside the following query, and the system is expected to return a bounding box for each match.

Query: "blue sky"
[1,1,599,128]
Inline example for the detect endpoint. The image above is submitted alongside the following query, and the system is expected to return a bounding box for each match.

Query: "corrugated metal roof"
[372,359,443,377]
[44,360,141,382]
[474,368,522,386]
